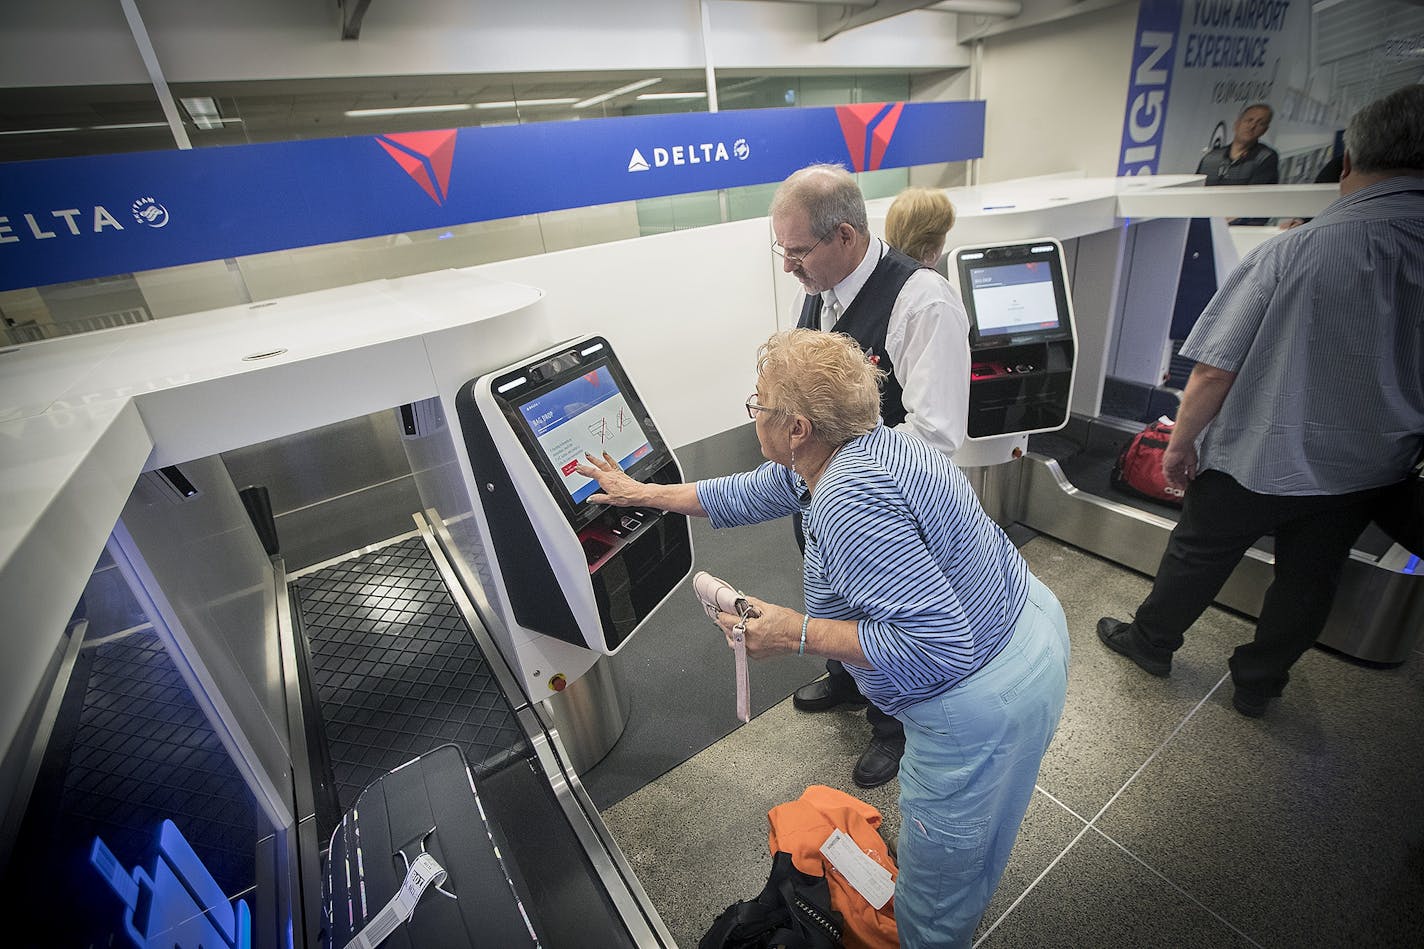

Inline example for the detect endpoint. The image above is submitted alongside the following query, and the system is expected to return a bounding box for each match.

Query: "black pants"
[823,660,904,743]
[1130,470,1380,696]
[794,511,905,745]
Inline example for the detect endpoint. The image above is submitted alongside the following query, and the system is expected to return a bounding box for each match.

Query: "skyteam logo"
[376,130,458,205]
[130,197,169,228]
[627,137,749,173]
[835,103,906,172]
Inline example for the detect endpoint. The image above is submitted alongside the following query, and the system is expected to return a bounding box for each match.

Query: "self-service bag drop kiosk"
[456,335,694,685]
[315,336,691,949]
[949,239,1078,521]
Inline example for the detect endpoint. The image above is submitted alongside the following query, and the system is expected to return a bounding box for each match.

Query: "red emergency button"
[549,674,568,692]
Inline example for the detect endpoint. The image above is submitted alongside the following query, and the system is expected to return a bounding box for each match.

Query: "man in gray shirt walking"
[1098,85,1424,718]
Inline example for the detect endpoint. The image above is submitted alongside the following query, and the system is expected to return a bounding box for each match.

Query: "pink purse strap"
[692,571,755,722]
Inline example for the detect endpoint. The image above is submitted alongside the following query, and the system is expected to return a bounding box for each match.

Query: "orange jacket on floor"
[767,785,898,949]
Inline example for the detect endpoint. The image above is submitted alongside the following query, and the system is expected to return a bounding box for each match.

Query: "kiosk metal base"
[541,656,630,775]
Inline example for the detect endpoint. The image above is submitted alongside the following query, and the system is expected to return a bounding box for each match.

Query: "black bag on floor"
[698,850,843,949]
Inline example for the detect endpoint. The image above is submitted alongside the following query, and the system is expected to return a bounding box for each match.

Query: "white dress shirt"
[796,237,970,458]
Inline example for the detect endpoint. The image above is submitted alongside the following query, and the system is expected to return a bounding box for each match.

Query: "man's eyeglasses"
[771,226,837,268]
[745,392,781,420]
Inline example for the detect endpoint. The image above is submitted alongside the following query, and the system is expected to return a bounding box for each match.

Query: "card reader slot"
[580,536,613,565]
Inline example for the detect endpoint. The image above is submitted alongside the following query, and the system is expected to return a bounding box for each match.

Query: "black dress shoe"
[853,738,904,789]
[792,676,869,713]
[1096,617,1171,677]
[1232,687,1271,718]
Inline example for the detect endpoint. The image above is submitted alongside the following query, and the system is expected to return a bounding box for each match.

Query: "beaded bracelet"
[799,614,809,655]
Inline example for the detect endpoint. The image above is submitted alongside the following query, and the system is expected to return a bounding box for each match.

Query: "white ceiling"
[0,0,1420,165]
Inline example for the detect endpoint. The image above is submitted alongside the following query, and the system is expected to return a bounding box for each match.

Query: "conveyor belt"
[1020,419,1421,664]
[293,532,657,948]
[1030,429,1184,522]
[293,536,531,816]
[1028,425,1397,559]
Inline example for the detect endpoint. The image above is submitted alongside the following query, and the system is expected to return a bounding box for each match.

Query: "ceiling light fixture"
[573,78,663,109]
[473,98,578,110]
[636,92,708,101]
[719,77,767,93]
[0,127,82,136]
[344,104,473,118]
[180,96,226,131]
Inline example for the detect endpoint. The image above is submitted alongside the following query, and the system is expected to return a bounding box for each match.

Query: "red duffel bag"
[1110,418,1185,506]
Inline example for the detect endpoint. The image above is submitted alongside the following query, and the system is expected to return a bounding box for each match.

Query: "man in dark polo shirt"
[770,163,969,788]
[1196,102,1280,224]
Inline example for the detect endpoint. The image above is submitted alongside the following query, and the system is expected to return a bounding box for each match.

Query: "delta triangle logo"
[376,130,458,205]
[835,102,906,173]
[627,148,650,172]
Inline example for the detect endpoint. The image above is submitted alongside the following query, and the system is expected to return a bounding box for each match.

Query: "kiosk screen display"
[514,365,655,507]
[968,261,1059,337]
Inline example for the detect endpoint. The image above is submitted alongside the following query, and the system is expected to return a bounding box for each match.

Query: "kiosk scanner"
[457,336,693,658]
[952,239,1078,469]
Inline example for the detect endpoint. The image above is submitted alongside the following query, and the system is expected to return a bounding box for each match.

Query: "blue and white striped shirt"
[697,424,1028,714]
[1182,176,1424,494]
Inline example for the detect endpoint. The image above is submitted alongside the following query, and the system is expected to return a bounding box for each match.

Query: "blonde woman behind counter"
[576,329,1070,948]
[885,186,957,268]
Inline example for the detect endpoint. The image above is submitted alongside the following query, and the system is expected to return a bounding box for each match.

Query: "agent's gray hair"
[769,163,869,238]
[1344,85,1424,174]
[1239,102,1273,121]
[756,329,884,448]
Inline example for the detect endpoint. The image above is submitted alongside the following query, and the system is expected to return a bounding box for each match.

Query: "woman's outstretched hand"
[575,451,647,507]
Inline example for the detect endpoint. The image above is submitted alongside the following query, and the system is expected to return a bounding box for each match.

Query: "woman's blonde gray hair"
[756,329,885,447]
[885,187,956,266]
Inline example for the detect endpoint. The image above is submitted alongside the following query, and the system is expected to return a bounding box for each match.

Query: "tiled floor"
[601,537,1424,948]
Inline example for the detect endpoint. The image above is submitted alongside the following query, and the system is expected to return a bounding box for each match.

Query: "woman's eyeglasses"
[745,393,781,420]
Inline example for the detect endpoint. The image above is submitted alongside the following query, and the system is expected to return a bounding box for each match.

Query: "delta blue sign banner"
[1117,0,1182,175]
[0,100,984,291]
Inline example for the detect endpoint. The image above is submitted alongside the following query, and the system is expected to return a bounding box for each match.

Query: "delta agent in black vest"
[795,244,923,429]
[791,242,925,791]
[772,163,969,790]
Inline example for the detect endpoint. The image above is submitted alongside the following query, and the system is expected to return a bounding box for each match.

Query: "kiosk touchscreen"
[966,259,1064,342]
[505,361,663,530]
[457,336,692,656]
[953,240,1077,439]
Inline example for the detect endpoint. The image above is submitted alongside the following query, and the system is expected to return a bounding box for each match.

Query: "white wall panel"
[228,206,641,304]
[467,218,779,451]
[978,3,1137,181]
[136,260,249,319]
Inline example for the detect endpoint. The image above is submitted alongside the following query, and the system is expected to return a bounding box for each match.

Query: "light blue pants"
[893,574,1070,948]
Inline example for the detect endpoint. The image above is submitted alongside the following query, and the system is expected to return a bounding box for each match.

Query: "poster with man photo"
[1118,0,1343,184]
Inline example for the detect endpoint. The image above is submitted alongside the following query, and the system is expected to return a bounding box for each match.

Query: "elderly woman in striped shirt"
[577,328,1069,948]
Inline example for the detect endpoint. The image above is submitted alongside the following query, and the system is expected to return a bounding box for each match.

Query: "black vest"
[797,244,923,428]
